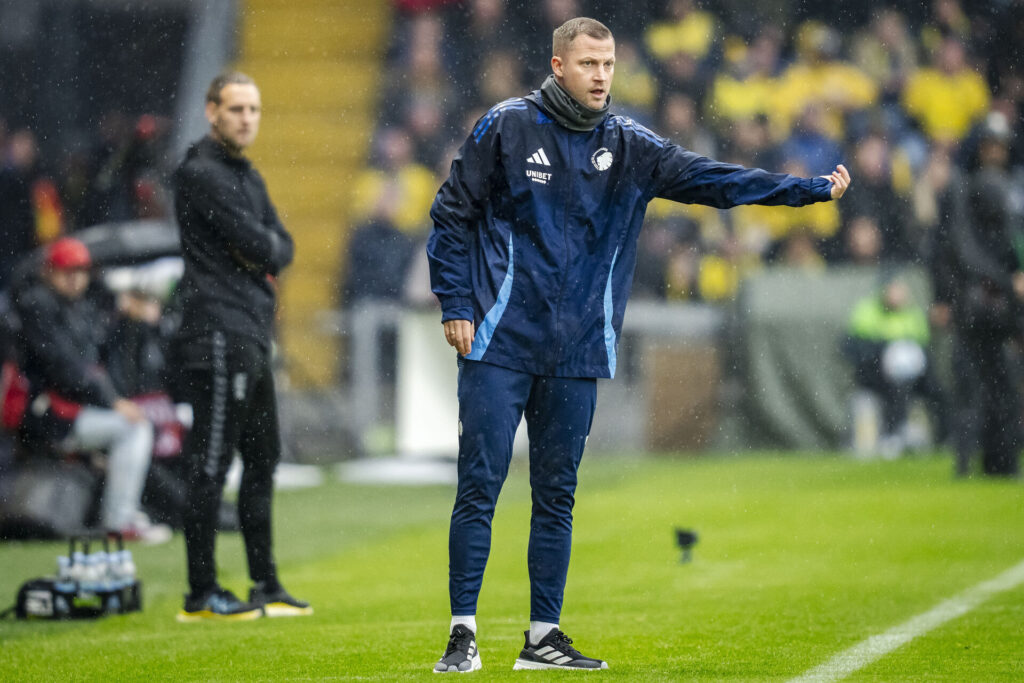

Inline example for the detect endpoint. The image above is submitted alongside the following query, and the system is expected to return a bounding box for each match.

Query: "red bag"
[1,360,30,431]
[47,392,82,421]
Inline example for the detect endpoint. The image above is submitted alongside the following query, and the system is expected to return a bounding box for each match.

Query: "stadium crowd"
[354,0,1023,306]
[1,0,1023,541]
[3,1,1021,317]
[357,0,1024,472]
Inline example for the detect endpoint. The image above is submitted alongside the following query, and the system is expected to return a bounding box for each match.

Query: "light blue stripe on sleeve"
[603,246,620,378]
[466,234,515,360]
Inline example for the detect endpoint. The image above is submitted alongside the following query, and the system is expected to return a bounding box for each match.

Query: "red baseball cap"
[46,237,92,270]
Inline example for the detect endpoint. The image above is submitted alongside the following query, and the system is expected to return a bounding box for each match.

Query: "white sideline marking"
[790,559,1024,683]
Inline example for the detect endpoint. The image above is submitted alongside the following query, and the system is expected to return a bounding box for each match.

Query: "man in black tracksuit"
[172,72,310,621]
[942,118,1024,477]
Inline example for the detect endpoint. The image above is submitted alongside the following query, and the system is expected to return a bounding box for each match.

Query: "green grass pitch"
[1,452,1022,681]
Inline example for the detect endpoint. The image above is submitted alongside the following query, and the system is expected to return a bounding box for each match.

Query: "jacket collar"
[531,75,610,132]
[192,135,251,169]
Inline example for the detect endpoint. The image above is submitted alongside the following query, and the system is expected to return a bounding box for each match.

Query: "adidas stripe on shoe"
[434,624,482,673]
[513,628,607,670]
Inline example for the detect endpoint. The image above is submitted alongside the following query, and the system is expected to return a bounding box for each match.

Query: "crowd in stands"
[0,111,172,291]
[351,0,1024,305]
[2,0,1022,514]
[0,111,184,540]
[5,1,1019,314]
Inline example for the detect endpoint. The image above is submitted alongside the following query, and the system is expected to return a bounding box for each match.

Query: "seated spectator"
[381,11,453,128]
[659,91,716,158]
[781,103,845,175]
[446,0,520,93]
[852,9,917,97]
[645,0,721,106]
[902,36,989,145]
[911,144,955,251]
[405,93,450,170]
[645,0,719,69]
[918,0,973,58]
[769,227,827,271]
[520,0,583,84]
[610,39,658,123]
[633,215,700,300]
[706,25,783,134]
[833,132,915,263]
[721,114,780,170]
[12,237,170,543]
[475,49,527,112]
[773,20,878,142]
[0,128,45,289]
[72,111,169,229]
[340,201,417,308]
[732,159,840,265]
[350,126,437,235]
[842,277,944,458]
[840,215,884,265]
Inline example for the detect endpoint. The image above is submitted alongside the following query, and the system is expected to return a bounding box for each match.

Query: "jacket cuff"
[440,296,474,323]
[810,176,833,202]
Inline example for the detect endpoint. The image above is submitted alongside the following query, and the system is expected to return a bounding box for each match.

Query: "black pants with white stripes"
[174,332,281,596]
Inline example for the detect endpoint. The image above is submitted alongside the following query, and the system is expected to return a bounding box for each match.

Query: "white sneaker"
[117,512,173,545]
[434,624,482,673]
[513,628,607,670]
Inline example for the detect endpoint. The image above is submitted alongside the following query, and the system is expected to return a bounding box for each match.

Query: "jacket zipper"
[552,134,575,368]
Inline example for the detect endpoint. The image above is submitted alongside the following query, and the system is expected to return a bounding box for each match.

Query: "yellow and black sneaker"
[176,587,263,623]
[249,581,313,617]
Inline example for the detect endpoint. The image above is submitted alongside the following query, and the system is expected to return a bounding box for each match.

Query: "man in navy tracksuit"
[427,18,851,673]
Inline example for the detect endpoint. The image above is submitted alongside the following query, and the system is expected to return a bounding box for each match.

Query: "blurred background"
[0,0,1022,488]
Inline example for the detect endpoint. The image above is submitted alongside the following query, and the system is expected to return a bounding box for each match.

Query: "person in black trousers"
[172,72,310,621]
[945,115,1024,477]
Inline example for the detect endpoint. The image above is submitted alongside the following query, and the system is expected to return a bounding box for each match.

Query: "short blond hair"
[552,17,612,57]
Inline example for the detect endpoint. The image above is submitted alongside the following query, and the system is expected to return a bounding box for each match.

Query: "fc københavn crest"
[591,147,613,171]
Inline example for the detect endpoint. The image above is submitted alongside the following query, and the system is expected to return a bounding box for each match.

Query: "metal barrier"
[322,300,725,455]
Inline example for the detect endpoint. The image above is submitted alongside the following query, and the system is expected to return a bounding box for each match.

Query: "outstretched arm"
[651,144,836,208]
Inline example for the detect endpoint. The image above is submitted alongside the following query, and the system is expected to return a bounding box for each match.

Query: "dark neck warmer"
[539,74,610,131]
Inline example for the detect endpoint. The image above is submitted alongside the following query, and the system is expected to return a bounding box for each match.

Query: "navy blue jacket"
[427,93,834,378]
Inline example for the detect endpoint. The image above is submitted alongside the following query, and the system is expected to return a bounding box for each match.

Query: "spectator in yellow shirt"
[772,21,878,141]
[902,37,989,143]
[350,126,437,235]
[707,26,784,132]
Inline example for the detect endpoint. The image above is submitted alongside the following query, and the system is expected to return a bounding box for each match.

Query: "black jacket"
[172,136,293,347]
[14,279,120,441]
[945,166,1023,335]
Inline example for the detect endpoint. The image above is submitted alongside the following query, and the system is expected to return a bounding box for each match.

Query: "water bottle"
[119,549,137,582]
[57,554,71,580]
[84,552,103,592]
[71,548,87,584]
[96,541,112,591]
[58,538,75,580]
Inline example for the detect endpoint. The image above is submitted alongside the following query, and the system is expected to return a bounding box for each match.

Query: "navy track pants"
[449,359,597,622]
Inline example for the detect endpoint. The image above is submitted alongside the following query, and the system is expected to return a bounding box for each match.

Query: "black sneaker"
[513,628,608,670]
[433,624,482,673]
[249,581,313,617]
[176,586,262,622]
